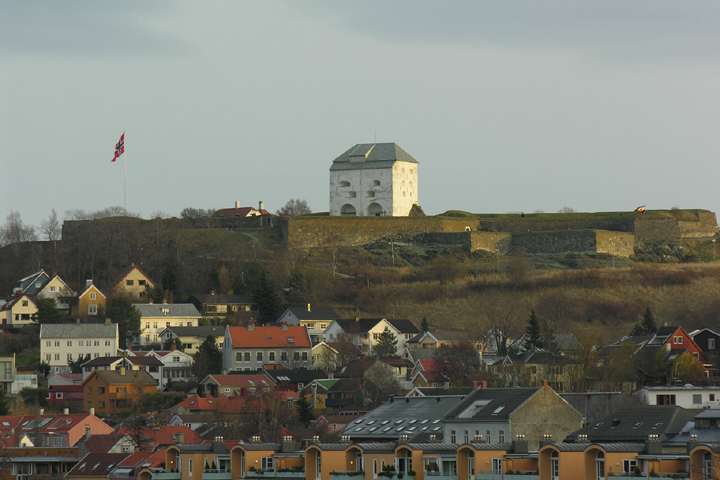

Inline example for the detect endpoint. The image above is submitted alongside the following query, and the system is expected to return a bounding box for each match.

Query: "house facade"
[329,143,419,217]
[222,323,312,372]
[114,264,155,299]
[135,302,201,346]
[83,369,157,415]
[40,322,119,374]
[277,305,339,343]
[72,282,106,318]
[158,325,225,355]
[1,292,37,325]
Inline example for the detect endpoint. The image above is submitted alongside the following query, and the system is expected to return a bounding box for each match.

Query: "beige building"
[1,292,37,326]
[135,302,201,346]
[329,143,419,217]
[114,264,155,299]
[40,322,120,374]
[72,281,106,318]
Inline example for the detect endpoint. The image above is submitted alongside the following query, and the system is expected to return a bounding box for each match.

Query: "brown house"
[83,369,158,415]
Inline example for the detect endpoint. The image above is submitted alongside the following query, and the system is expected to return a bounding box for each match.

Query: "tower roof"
[330,143,418,171]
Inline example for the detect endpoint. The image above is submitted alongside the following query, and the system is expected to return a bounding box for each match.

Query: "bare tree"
[558,206,576,213]
[1,211,37,249]
[40,209,61,242]
[276,199,312,217]
[477,292,526,357]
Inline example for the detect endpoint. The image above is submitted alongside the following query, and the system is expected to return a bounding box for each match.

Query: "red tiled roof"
[114,425,203,449]
[227,325,311,349]
[119,448,166,468]
[419,359,441,372]
[215,207,259,218]
[173,394,220,411]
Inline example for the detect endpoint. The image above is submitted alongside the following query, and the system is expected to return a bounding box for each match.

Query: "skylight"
[492,406,505,415]
[381,420,390,425]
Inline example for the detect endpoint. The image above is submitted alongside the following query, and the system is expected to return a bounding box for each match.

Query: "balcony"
[275,473,305,478]
[330,472,364,480]
[202,471,232,480]
[423,474,457,480]
[476,472,538,480]
[608,475,688,480]
[151,471,181,480]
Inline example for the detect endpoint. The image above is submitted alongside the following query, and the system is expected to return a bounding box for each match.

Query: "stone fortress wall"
[285,210,717,257]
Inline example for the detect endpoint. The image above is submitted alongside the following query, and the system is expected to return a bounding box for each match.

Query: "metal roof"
[40,323,118,339]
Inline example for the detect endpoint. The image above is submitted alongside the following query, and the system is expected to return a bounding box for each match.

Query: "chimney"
[236,201,240,209]
[163,298,168,304]
[63,408,69,415]
[149,299,153,305]
[85,424,91,440]
[328,372,334,380]
[211,290,215,296]
[120,367,126,376]
[76,318,81,325]
[105,318,111,325]
[259,201,264,212]
[281,322,288,330]
[177,433,184,444]
[355,315,359,322]
[666,342,671,352]
[282,436,297,453]
[646,434,662,455]
[127,344,133,352]
[171,343,176,351]
[39,408,44,416]
[311,383,317,409]
[687,433,699,453]
[307,303,311,312]
[86,279,93,289]
[248,322,255,332]
[512,435,528,454]
[543,380,548,389]
[89,407,95,416]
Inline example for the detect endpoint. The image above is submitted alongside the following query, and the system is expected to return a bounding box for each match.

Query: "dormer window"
[339,181,350,187]
[162,308,169,315]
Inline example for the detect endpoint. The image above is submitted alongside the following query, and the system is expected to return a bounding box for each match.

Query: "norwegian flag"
[111,133,125,162]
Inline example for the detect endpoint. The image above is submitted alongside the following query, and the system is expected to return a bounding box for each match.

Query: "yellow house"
[72,282,106,318]
[1,292,37,326]
[231,438,304,479]
[114,264,155,299]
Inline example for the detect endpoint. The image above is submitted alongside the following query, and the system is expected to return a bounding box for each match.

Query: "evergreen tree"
[162,262,179,299]
[68,354,91,374]
[0,388,10,415]
[523,310,543,350]
[421,315,430,333]
[252,269,281,324]
[192,335,223,380]
[374,327,398,358]
[541,318,559,353]
[162,337,184,351]
[107,296,141,349]
[296,395,314,425]
[641,307,657,335]
[35,298,63,324]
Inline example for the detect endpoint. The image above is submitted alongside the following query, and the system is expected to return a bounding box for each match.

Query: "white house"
[329,143,419,217]
[40,322,119,374]
[634,385,720,409]
[276,305,339,343]
[130,348,194,383]
[134,302,201,346]
[332,318,420,357]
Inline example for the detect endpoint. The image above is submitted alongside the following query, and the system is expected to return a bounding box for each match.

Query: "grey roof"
[410,330,474,343]
[40,323,118,339]
[560,392,636,425]
[330,143,418,171]
[287,307,339,321]
[341,395,464,441]
[335,318,384,334]
[310,442,352,451]
[405,442,459,454]
[565,405,695,443]
[467,442,513,451]
[134,303,200,318]
[443,387,540,423]
[162,326,225,338]
[235,442,281,451]
[385,319,420,334]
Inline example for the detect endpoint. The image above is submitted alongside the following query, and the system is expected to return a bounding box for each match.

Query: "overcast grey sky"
[3,1,720,230]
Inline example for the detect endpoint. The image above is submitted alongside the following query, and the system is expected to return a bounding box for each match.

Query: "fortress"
[283,210,718,257]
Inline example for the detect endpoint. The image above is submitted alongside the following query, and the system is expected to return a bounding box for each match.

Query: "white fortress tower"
[329,143,419,216]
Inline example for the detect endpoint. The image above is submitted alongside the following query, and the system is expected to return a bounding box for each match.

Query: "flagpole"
[124,133,127,216]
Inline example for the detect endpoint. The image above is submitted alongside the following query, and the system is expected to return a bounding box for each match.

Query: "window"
[55,341,60,347]
[623,459,637,474]
[257,352,263,362]
[236,352,242,362]
[105,340,110,346]
[89,292,96,300]
[50,286,56,292]
[99,387,105,394]
[244,352,251,362]
[139,280,146,286]
[498,429,505,443]
[711,394,716,402]
[45,354,51,361]
[492,459,503,475]
[281,352,288,361]
[126,280,134,286]
[302,352,308,361]
[463,429,469,443]
[694,394,703,404]
[54,354,60,360]
[87,387,92,394]
[46,341,51,347]
[373,333,379,340]
[79,341,84,347]
[99,401,105,408]
[67,354,73,361]
[67,341,72,346]
[450,429,456,443]
[673,336,683,344]
[710,338,716,350]
[486,429,491,443]
[145,323,150,329]
[188,458,193,476]
[294,352,300,361]
[153,322,158,328]
[261,457,274,470]
[56,393,63,399]
[22,300,28,307]
[89,304,97,315]
[94,341,99,346]
[269,352,276,362]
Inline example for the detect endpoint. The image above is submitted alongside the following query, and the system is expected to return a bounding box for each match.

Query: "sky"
[2,1,720,231]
